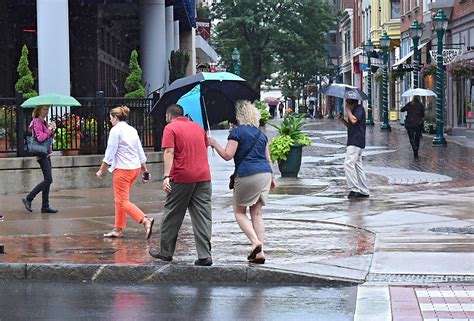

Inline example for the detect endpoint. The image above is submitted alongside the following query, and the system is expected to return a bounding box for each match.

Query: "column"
[37,0,70,95]
[180,29,196,76]
[140,0,166,95]
[165,6,174,85]
[174,20,180,50]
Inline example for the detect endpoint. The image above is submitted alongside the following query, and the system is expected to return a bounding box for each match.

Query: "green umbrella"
[21,93,82,108]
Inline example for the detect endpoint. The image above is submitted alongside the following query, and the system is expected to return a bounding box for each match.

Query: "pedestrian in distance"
[401,95,425,158]
[149,104,213,266]
[22,105,58,214]
[278,102,284,118]
[307,100,315,119]
[269,103,277,119]
[96,106,154,239]
[208,100,276,264]
[338,99,370,199]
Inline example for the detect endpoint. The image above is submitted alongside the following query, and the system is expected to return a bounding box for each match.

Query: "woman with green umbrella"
[22,105,58,213]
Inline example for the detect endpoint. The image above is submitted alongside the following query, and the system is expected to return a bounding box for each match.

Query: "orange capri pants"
[113,168,145,229]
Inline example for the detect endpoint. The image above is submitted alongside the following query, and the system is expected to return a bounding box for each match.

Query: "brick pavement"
[390,285,474,321]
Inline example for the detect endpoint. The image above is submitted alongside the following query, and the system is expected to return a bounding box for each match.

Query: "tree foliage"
[124,50,145,98]
[15,45,37,99]
[211,0,335,96]
[169,50,190,84]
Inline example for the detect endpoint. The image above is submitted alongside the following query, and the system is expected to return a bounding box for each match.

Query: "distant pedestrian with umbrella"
[320,84,370,198]
[338,99,370,199]
[401,95,425,158]
[208,100,275,264]
[21,105,58,213]
[149,104,213,266]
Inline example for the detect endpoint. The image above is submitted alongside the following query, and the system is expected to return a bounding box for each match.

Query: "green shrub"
[255,100,270,125]
[124,50,145,98]
[169,50,190,84]
[15,45,38,99]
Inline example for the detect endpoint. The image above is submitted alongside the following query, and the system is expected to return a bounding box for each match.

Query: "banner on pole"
[429,49,463,65]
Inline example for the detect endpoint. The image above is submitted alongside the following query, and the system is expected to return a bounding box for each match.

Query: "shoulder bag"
[26,123,53,157]
[229,130,262,190]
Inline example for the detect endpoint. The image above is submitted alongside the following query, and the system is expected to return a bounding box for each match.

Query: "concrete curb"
[0,263,361,285]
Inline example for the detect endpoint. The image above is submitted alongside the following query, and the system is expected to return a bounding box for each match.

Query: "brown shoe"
[149,249,172,262]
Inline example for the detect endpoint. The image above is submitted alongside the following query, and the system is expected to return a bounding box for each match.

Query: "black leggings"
[406,125,422,153]
[27,156,53,208]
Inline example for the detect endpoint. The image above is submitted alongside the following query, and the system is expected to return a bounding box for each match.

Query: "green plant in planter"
[255,100,271,126]
[269,114,311,162]
[15,45,38,99]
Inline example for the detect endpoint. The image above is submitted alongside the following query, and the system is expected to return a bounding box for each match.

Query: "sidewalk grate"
[367,273,474,284]
[430,227,474,235]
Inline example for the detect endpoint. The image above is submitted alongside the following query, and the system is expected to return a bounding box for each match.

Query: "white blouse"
[103,121,147,172]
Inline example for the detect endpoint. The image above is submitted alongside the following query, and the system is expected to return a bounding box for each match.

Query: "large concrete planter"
[277,144,303,177]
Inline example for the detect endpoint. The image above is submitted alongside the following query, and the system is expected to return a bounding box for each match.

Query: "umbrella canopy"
[401,88,437,97]
[264,96,279,106]
[21,93,82,108]
[150,72,259,129]
[320,83,369,101]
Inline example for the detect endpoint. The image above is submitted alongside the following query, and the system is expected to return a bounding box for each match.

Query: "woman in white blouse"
[96,106,154,238]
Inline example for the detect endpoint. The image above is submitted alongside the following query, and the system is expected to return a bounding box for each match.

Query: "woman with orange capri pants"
[96,106,154,238]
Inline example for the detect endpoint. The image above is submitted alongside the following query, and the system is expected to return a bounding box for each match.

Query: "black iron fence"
[0,91,159,157]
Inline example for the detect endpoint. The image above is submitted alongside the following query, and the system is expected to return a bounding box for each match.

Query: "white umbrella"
[402,88,437,97]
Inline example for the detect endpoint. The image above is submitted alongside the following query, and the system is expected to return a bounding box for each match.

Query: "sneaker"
[22,197,33,212]
[41,207,58,213]
[194,258,213,266]
[149,249,172,262]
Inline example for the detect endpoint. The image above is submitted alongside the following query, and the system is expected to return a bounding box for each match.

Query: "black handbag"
[26,125,53,157]
[229,130,262,190]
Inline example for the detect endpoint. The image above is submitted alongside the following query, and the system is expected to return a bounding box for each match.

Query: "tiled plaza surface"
[391,285,474,321]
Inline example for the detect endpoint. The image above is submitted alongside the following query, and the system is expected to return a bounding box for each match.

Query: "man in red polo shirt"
[149,104,213,266]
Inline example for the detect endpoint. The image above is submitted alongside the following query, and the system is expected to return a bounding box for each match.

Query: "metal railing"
[0,92,159,156]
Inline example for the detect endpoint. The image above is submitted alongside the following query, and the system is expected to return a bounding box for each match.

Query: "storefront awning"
[393,41,429,68]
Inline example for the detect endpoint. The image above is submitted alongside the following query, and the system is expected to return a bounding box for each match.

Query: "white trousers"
[344,145,370,195]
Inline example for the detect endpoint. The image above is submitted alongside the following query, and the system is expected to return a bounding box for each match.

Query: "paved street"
[0,281,357,321]
[0,118,473,320]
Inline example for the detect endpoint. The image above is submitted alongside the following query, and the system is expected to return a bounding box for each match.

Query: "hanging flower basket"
[420,64,436,78]
[447,60,474,80]
[374,72,384,82]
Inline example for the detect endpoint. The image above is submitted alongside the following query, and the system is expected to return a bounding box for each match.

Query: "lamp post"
[409,20,423,89]
[380,31,392,131]
[432,10,448,146]
[231,48,241,76]
[363,39,375,125]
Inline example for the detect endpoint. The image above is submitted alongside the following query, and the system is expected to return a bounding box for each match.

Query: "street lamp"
[380,31,392,131]
[231,48,241,76]
[363,39,375,125]
[432,10,448,146]
[409,20,423,89]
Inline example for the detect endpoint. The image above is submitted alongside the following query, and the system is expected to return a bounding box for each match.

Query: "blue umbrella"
[150,72,259,130]
[177,84,205,127]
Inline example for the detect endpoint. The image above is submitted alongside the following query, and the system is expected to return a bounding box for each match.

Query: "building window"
[391,0,401,19]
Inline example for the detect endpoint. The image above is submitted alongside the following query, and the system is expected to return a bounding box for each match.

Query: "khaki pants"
[344,146,369,195]
[160,181,212,259]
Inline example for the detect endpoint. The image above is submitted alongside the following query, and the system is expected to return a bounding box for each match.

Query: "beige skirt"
[233,172,272,207]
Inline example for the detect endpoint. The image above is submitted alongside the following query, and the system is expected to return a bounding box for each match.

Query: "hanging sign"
[429,49,463,65]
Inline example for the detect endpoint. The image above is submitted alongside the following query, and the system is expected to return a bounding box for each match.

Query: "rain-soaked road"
[0,281,357,321]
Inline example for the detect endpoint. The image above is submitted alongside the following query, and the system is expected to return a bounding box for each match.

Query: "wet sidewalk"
[0,119,473,288]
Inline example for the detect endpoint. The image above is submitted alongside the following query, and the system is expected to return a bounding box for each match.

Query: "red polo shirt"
[161,117,211,183]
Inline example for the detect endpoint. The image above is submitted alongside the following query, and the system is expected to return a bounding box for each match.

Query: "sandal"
[103,229,123,238]
[144,218,155,240]
[247,245,262,260]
